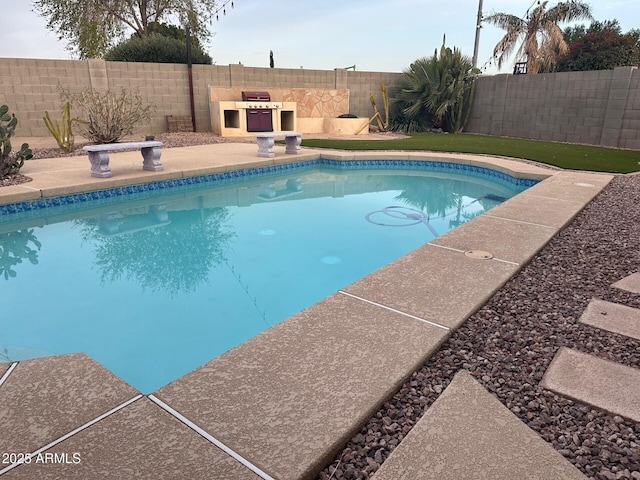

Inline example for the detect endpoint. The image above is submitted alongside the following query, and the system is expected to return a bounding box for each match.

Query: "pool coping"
[0,146,551,206]
[0,144,615,479]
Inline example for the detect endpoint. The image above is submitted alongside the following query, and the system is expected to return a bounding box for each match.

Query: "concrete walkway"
[541,273,640,425]
[370,371,587,480]
[0,143,616,479]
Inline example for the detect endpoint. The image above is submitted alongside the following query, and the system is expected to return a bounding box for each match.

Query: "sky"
[1,0,638,75]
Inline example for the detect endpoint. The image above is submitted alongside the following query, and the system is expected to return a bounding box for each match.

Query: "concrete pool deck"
[0,142,616,479]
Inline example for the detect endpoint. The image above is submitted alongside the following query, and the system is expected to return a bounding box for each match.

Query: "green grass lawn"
[301,133,640,174]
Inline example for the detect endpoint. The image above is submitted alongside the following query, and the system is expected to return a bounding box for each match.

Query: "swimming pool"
[0,159,535,392]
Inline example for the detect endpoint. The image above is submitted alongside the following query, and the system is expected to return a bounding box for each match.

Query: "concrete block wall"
[466,66,639,149]
[239,67,336,89]
[346,70,403,120]
[192,64,230,133]
[104,61,189,134]
[619,68,640,150]
[0,58,92,137]
[0,58,398,136]
[0,56,636,149]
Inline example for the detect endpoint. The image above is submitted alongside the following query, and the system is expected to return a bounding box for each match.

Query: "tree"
[33,0,222,59]
[392,38,477,133]
[562,19,622,45]
[484,1,592,74]
[77,207,233,296]
[104,22,213,64]
[557,20,640,71]
[104,34,213,64]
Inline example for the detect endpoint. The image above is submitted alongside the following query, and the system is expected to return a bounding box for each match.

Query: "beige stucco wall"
[210,100,298,136]
[208,86,350,118]
[296,117,369,135]
[209,86,359,136]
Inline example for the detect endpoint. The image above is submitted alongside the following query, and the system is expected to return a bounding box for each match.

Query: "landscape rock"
[320,174,640,479]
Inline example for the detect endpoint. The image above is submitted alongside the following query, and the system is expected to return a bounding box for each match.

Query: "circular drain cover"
[321,256,342,265]
[258,229,276,236]
[464,250,493,260]
[574,182,596,188]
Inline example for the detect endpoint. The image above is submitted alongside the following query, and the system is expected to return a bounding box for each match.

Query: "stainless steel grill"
[242,91,274,132]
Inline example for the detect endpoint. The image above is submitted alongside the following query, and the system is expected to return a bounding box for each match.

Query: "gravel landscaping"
[320,174,640,480]
[0,174,32,187]
[27,131,248,160]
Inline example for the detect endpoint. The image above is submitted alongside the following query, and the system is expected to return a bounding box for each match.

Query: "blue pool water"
[0,160,534,392]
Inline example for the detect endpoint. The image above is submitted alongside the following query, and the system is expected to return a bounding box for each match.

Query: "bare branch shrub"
[62,88,155,144]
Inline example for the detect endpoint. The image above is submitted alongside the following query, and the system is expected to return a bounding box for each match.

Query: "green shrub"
[62,88,155,144]
[0,104,32,178]
[104,33,212,64]
[388,100,432,133]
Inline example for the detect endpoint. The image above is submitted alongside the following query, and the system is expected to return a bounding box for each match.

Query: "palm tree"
[394,38,477,132]
[484,1,592,73]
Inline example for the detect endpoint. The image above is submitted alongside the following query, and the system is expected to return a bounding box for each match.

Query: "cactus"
[0,104,32,178]
[380,83,389,129]
[43,101,75,152]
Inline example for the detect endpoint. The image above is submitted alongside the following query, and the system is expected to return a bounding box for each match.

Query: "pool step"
[370,370,586,480]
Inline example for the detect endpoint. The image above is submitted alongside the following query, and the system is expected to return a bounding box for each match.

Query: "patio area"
[0,141,638,479]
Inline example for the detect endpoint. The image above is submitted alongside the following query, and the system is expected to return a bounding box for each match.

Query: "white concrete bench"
[255,132,302,158]
[83,141,163,178]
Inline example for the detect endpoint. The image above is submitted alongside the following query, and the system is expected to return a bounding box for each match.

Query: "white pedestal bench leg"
[88,151,112,178]
[285,134,301,154]
[141,146,163,171]
[257,136,275,158]
[98,212,119,233]
[149,203,169,221]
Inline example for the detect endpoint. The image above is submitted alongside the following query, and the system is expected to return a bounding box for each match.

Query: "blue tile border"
[319,159,538,188]
[0,158,538,221]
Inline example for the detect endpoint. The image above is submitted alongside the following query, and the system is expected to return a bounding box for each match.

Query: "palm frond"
[492,29,525,68]
[486,0,592,73]
[393,38,476,132]
[546,1,592,23]
[483,12,525,30]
